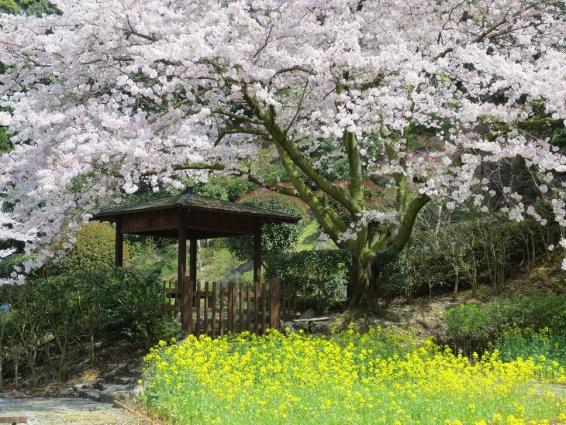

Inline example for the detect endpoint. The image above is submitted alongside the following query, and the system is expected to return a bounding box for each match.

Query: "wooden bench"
[292,317,330,333]
[0,417,28,425]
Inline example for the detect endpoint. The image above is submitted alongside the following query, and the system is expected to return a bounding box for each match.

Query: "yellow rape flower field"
[142,327,565,425]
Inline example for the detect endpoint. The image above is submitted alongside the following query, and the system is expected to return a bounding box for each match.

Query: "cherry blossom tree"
[0,0,565,305]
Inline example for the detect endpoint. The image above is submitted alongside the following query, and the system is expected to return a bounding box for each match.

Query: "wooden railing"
[165,278,281,336]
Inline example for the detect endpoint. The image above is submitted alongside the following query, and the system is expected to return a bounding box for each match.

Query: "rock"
[81,390,101,402]
[113,376,137,385]
[132,384,143,396]
[60,387,77,397]
[100,390,131,404]
[72,380,101,393]
[127,360,143,374]
[280,320,295,331]
[99,384,133,403]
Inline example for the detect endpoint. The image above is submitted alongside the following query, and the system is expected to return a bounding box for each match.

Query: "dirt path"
[0,397,150,425]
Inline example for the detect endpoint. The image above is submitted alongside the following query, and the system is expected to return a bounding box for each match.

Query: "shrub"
[0,267,177,385]
[266,250,349,312]
[227,193,308,261]
[375,251,419,304]
[192,175,256,202]
[390,213,562,300]
[50,222,130,273]
[444,295,566,354]
[0,252,30,279]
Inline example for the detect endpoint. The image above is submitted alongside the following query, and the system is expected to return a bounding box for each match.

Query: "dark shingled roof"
[92,193,300,223]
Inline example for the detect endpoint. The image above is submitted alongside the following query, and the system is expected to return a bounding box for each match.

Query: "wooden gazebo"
[92,193,299,334]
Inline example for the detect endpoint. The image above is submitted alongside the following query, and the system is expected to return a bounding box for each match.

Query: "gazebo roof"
[92,193,300,239]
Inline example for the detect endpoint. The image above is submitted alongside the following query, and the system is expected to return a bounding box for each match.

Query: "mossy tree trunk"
[187,85,433,308]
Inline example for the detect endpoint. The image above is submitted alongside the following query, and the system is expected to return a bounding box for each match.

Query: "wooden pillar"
[189,239,197,289]
[270,276,281,329]
[183,238,197,334]
[253,224,262,284]
[178,213,188,332]
[115,220,123,267]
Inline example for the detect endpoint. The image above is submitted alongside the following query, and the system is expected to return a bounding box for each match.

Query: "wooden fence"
[165,278,281,337]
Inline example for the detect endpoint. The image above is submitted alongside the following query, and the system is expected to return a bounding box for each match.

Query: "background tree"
[0,1,565,306]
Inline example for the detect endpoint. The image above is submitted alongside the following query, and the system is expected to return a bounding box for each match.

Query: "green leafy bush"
[392,213,562,300]
[50,222,130,274]
[375,251,419,304]
[192,175,255,202]
[444,295,566,353]
[0,267,177,385]
[227,193,308,261]
[266,250,350,312]
[493,327,566,364]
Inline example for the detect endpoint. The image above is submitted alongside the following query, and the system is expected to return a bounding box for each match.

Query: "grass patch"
[142,328,565,425]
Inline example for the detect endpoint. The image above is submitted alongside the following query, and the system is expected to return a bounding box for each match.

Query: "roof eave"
[91,205,300,224]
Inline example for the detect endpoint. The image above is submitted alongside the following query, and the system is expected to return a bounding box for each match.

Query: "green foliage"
[388,212,561,300]
[0,253,30,279]
[266,250,350,312]
[0,127,12,153]
[227,193,308,261]
[494,327,566,365]
[444,295,566,354]
[50,222,130,274]
[128,237,168,272]
[0,0,18,13]
[375,251,418,304]
[191,175,255,202]
[0,267,177,384]
[0,0,58,15]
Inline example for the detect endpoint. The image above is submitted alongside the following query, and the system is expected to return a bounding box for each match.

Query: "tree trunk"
[347,254,377,309]
[453,267,459,296]
[14,358,19,389]
[89,331,95,364]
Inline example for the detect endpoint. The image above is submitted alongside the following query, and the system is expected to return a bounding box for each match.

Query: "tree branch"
[276,144,347,243]
[240,83,359,215]
[344,131,364,209]
[388,194,431,253]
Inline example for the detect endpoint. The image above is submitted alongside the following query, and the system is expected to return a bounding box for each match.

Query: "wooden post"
[228,282,235,332]
[189,239,197,291]
[195,282,201,336]
[211,282,217,338]
[187,276,193,334]
[238,284,244,332]
[219,282,224,336]
[270,277,281,330]
[254,280,259,332]
[261,282,267,333]
[246,283,251,331]
[253,224,262,286]
[178,213,188,333]
[203,282,209,335]
[115,220,123,267]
